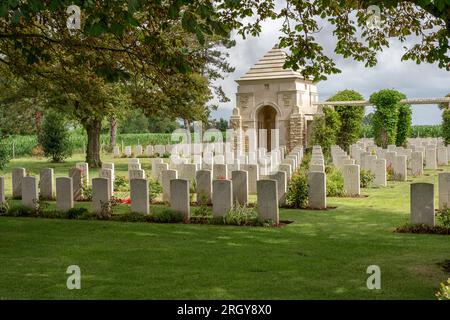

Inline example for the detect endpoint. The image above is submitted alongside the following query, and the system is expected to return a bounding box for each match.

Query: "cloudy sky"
[211,11,449,125]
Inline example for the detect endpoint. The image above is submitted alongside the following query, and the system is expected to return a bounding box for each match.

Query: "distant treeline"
[360,125,442,139]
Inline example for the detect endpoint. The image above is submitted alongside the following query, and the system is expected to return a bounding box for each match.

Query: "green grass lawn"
[0,155,449,299]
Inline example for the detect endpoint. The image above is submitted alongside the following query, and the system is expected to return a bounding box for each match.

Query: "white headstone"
[92,178,111,213]
[212,180,233,218]
[231,170,248,205]
[56,177,73,213]
[40,168,54,200]
[130,179,149,215]
[410,183,435,226]
[308,171,326,209]
[196,170,212,205]
[257,179,279,224]
[12,168,25,199]
[161,169,177,203]
[170,179,190,221]
[343,164,360,196]
[22,176,38,210]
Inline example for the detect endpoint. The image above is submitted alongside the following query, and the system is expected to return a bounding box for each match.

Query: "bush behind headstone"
[0,139,10,170]
[38,111,73,162]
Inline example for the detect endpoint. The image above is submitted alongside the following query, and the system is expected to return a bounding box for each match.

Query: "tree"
[0,137,10,170]
[225,0,449,81]
[363,113,374,126]
[0,65,45,136]
[0,1,448,164]
[311,106,341,156]
[119,110,150,134]
[396,104,412,146]
[441,93,450,145]
[210,118,229,132]
[370,89,406,148]
[0,2,230,167]
[38,111,72,162]
[1,1,447,82]
[327,90,365,151]
[147,116,180,134]
[438,93,450,110]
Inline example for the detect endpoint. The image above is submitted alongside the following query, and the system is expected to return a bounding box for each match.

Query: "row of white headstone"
[0,147,305,225]
[113,143,284,158]
[347,138,450,227]
[114,144,170,157]
[308,146,327,209]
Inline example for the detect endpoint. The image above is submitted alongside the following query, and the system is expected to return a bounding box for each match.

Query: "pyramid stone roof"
[236,45,303,82]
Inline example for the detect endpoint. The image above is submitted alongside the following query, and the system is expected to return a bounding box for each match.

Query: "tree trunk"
[85,119,102,168]
[35,111,42,137]
[183,119,190,130]
[109,117,117,149]
[183,119,192,143]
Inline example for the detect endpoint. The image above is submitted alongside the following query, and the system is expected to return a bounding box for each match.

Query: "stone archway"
[257,105,277,151]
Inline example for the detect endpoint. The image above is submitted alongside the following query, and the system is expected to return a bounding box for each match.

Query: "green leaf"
[181,11,198,33]
[88,22,106,37]
[168,0,182,19]
[11,9,22,24]
[128,0,140,14]
[0,4,8,17]
[196,30,205,45]
[111,23,126,35]
[8,0,19,8]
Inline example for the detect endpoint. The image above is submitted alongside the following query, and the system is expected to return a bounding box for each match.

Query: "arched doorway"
[257,105,277,151]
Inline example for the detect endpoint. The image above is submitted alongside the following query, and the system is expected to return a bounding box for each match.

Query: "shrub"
[65,207,89,220]
[0,201,10,215]
[327,90,365,151]
[370,89,406,148]
[223,203,266,226]
[82,185,93,201]
[395,223,450,235]
[311,107,341,156]
[386,164,394,181]
[0,138,10,170]
[436,279,450,300]
[396,104,412,147]
[442,108,450,146]
[6,204,36,217]
[97,199,119,220]
[38,111,72,162]
[114,175,129,192]
[326,166,345,197]
[113,211,150,223]
[286,171,309,209]
[31,145,44,157]
[300,152,311,171]
[193,205,210,217]
[437,206,450,228]
[360,169,375,188]
[148,179,162,203]
[151,209,184,223]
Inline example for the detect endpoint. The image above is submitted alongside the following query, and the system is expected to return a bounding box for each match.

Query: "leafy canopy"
[0,0,448,82]
[327,90,365,151]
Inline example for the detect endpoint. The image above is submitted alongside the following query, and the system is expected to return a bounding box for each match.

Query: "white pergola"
[314,97,450,107]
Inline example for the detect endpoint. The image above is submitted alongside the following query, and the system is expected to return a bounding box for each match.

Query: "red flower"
[111,197,131,204]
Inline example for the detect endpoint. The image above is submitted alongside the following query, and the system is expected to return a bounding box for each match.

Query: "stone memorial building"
[230,45,320,151]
